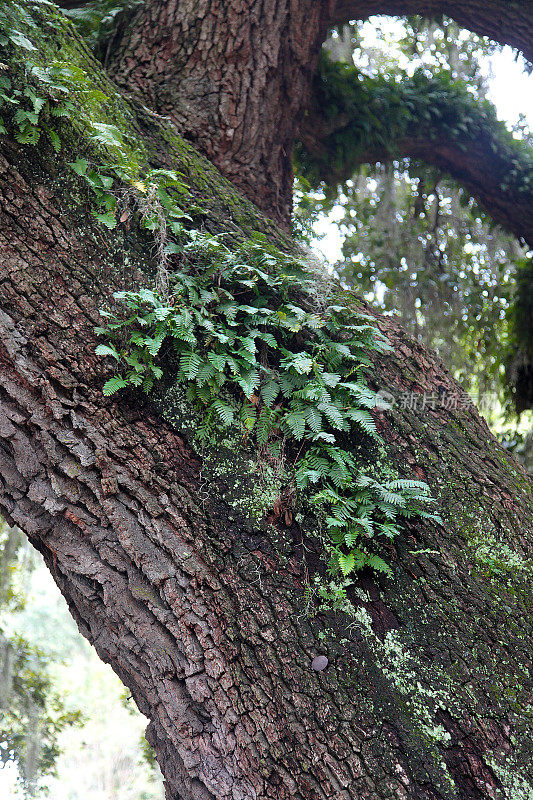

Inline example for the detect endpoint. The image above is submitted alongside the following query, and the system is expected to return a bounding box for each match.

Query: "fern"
[261,379,280,408]
[212,399,235,426]
[0,27,444,603]
[103,376,128,396]
[179,352,202,379]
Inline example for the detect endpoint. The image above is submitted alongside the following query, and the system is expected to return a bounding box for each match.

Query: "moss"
[488,757,533,800]
[151,381,284,531]
[156,124,293,248]
[3,1,292,255]
[4,1,141,153]
[336,496,533,795]
[448,503,533,606]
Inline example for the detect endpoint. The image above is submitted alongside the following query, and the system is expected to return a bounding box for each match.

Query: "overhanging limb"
[297,58,533,247]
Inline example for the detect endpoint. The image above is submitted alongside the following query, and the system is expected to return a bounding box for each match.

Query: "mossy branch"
[297,55,533,246]
[330,0,533,64]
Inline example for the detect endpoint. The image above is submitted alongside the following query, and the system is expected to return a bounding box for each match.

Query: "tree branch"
[297,58,533,246]
[329,0,533,63]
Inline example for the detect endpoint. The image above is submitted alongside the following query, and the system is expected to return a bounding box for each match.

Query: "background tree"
[1,2,533,800]
[0,530,164,799]
[0,521,82,796]
[298,17,532,441]
[296,25,533,414]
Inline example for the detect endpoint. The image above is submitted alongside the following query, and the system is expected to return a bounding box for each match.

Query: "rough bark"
[1,98,533,800]
[108,0,330,228]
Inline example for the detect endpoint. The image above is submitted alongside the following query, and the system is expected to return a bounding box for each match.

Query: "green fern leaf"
[285,412,306,440]
[365,553,393,575]
[236,368,260,398]
[347,409,378,437]
[319,402,345,429]
[338,552,356,576]
[261,379,280,407]
[304,406,322,433]
[207,352,227,372]
[212,399,234,426]
[180,352,202,379]
[95,344,120,360]
[197,362,216,386]
[103,376,128,396]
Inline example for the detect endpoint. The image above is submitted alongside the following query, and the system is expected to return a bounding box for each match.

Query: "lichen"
[351,608,460,796]
[369,625,452,743]
[151,381,284,529]
[450,504,533,604]
[488,757,533,800]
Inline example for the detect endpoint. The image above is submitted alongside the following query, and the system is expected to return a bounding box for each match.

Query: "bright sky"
[486,47,533,127]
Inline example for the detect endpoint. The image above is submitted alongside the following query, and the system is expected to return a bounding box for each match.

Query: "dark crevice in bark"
[358,575,402,638]
[435,710,504,800]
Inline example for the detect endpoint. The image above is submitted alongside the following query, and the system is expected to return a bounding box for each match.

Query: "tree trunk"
[74,0,533,226]
[2,127,533,800]
[108,0,329,228]
[1,4,533,800]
